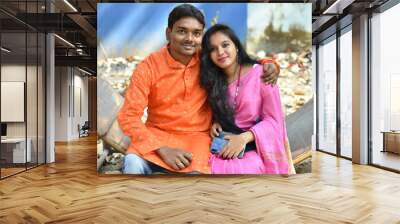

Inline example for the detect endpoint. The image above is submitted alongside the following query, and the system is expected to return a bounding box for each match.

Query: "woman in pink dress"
[200,24,295,174]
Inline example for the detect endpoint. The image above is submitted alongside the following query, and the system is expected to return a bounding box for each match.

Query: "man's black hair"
[168,4,205,29]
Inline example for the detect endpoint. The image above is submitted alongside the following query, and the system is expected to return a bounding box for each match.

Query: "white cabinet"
[1,138,31,163]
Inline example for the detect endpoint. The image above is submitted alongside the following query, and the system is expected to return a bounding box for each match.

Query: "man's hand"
[261,62,279,85]
[210,122,222,138]
[156,147,192,170]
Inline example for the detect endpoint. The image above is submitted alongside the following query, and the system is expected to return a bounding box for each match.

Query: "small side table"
[381,131,400,154]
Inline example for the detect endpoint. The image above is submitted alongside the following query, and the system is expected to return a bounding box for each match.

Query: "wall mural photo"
[97,3,312,175]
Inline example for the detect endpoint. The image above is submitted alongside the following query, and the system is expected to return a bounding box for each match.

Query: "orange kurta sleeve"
[118,61,163,155]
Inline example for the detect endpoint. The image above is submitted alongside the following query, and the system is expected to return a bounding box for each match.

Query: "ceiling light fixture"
[1,47,11,53]
[63,0,78,12]
[323,0,354,15]
[78,67,92,76]
[76,48,85,55]
[54,34,75,48]
[323,0,342,14]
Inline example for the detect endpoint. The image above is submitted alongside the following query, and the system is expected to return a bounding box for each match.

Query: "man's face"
[166,17,204,57]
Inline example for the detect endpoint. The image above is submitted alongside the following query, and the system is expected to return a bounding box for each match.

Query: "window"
[370,3,400,171]
[317,36,337,154]
[0,1,47,179]
[339,28,352,158]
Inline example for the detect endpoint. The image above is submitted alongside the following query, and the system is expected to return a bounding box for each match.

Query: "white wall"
[1,65,26,141]
[55,67,69,141]
[72,73,89,138]
[54,67,89,141]
[1,65,39,138]
[1,64,46,164]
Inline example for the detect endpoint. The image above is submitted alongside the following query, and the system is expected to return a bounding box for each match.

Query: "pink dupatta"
[209,64,295,174]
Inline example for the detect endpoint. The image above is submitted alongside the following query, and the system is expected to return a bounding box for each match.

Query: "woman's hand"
[219,132,254,159]
[210,122,222,137]
[219,134,245,159]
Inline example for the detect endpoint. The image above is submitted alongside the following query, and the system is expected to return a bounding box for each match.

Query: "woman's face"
[209,31,238,70]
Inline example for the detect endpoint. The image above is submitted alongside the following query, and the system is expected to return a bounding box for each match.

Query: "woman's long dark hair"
[200,24,258,134]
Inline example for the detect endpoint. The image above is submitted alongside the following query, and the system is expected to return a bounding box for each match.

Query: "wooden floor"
[1,167,26,178]
[1,164,45,178]
[1,136,400,223]
[373,150,400,171]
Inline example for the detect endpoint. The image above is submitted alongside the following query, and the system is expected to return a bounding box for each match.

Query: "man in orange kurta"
[119,45,213,173]
[118,4,279,174]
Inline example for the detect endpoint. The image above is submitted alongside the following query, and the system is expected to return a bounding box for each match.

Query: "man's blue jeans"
[123,153,166,174]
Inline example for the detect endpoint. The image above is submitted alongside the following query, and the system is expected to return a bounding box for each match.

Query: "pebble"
[97,50,312,173]
[97,50,312,117]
